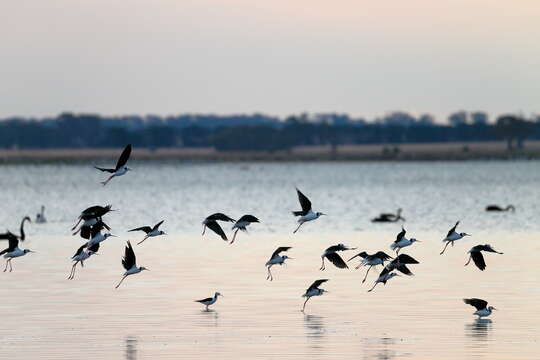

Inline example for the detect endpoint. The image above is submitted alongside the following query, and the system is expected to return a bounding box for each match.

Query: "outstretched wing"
[395,227,406,243]
[447,221,459,238]
[271,246,292,258]
[395,264,413,276]
[115,144,132,171]
[206,220,227,241]
[207,213,236,222]
[325,253,348,269]
[128,226,152,233]
[7,234,19,251]
[471,251,486,271]
[94,166,115,173]
[463,298,488,311]
[394,254,419,264]
[375,251,393,261]
[72,244,86,258]
[307,279,328,292]
[238,215,259,223]
[88,242,100,253]
[296,188,312,214]
[152,220,165,231]
[122,241,136,270]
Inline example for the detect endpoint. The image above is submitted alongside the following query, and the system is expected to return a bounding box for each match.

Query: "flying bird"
[0,234,35,272]
[292,188,325,233]
[367,270,399,292]
[464,244,503,271]
[72,204,113,233]
[302,279,329,312]
[195,292,223,311]
[115,241,149,288]
[485,205,515,212]
[265,246,292,281]
[320,244,355,271]
[68,242,100,280]
[371,208,405,223]
[348,251,393,283]
[202,213,235,241]
[390,226,420,254]
[440,221,471,255]
[230,215,259,244]
[128,220,166,245]
[95,144,132,185]
[463,298,496,318]
[383,254,419,276]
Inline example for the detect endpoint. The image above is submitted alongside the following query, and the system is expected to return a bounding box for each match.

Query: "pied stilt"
[68,242,100,280]
[464,244,503,271]
[128,220,166,245]
[230,215,259,244]
[35,206,47,224]
[195,292,223,311]
[72,204,113,233]
[302,279,329,312]
[292,188,325,233]
[463,298,496,318]
[371,208,405,223]
[86,226,115,248]
[115,241,149,288]
[0,216,31,242]
[383,254,419,276]
[202,213,235,241]
[390,226,420,254]
[367,270,399,292]
[265,246,292,281]
[95,144,132,186]
[320,244,355,270]
[440,221,471,255]
[0,234,35,272]
[348,251,393,283]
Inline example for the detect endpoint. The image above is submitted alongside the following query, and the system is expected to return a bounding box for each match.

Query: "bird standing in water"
[195,292,223,311]
[463,298,496,318]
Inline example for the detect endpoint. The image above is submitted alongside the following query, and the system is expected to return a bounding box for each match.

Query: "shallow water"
[0,161,538,359]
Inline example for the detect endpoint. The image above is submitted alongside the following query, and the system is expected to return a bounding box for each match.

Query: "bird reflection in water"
[466,318,493,339]
[361,337,399,360]
[125,336,137,360]
[304,314,325,348]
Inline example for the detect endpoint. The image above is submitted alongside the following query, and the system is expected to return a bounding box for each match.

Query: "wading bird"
[371,208,405,223]
[292,188,325,233]
[390,226,420,254]
[95,144,132,186]
[115,241,149,288]
[440,221,471,255]
[0,234,35,272]
[320,244,355,271]
[0,216,31,242]
[265,246,292,281]
[202,213,235,241]
[463,298,496,318]
[72,204,113,233]
[68,242,100,280]
[35,206,47,224]
[129,220,166,245]
[367,270,399,292]
[485,205,515,212]
[302,279,328,312]
[86,229,115,249]
[230,215,259,244]
[195,292,223,311]
[464,245,503,271]
[348,251,393,283]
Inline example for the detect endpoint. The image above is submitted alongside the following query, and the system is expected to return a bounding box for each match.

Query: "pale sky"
[1,0,539,121]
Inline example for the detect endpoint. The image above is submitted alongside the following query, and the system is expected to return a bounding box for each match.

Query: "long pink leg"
[101,174,115,186]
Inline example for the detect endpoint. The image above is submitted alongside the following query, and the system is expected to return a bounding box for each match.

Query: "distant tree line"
[0,111,538,151]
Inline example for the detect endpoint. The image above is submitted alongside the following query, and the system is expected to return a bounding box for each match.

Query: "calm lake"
[0,161,538,359]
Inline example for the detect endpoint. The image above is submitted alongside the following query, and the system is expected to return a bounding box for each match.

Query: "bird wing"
[379,266,391,278]
[396,264,413,276]
[122,241,136,270]
[296,188,312,213]
[376,251,393,261]
[271,246,292,258]
[476,244,500,253]
[195,297,213,303]
[128,226,152,233]
[72,244,86,258]
[94,166,116,173]
[238,215,259,223]
[115,144,132,170]
[447,221,459,238]
[307,279,328,292]
[79,226,92,239]
[348,251,367,261]
[395,227,406,242]
[7,234,19,251]
[464,298,488,311]
[207,213,236,222]
[88,242,100,253]
[394,254,419,264]
[152,220,165,231]
[325,253,348,269]
[206,220,228,241]
[471,251,486,271]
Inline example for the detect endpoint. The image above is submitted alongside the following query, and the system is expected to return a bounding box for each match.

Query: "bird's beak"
[163,232,167,235]
[492,307,497,310]
[415,240,422,242]
[320,213,327,216]
[29,250,36,253]
[288,257,294,260]
[110,235,117,237]
[145,268,150,271]
[465,233,471,236]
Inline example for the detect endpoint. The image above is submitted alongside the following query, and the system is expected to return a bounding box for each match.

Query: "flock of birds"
[0,144,513,317]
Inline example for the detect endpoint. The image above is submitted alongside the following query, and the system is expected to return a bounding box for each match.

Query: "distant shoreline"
[0,141,539,163]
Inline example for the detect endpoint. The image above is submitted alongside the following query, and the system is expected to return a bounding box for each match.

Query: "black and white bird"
[463,298,496,318]
[79,219,111,240]
[371,208,405,223]
[320,244,355,271]
[464,245,503,271]
[292,188,325,233]
[202,213,235,241]
[302,279,329,312]
[367,270,399,292]
[72,204,113,233]
[195,292,223,311]
[383,254,419,276]
[0,216,31,242]
[348,251,393,283]
[115,241,149,288]
[35,206,47,224]
[0,234,35,272]
[230,215,259,244]
[95,144,132,186]
[85,228,116,248]
[390,226,420,254]
[68,242,100,280]
[128,220,166,245]
[265,246,292,281]
[485,205,515,212]
[440,221,471,255]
